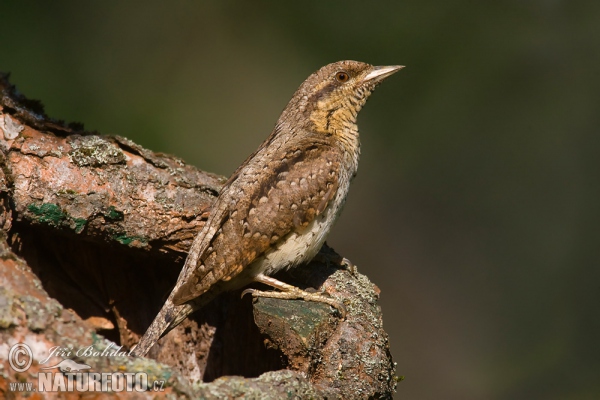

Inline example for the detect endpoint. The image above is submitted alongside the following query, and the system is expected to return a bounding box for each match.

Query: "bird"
[132,60,403,357]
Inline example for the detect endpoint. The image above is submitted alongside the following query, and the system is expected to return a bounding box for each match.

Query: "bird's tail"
[131,299,194,357]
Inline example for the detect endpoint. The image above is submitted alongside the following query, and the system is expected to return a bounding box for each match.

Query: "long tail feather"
[131,299,194,357]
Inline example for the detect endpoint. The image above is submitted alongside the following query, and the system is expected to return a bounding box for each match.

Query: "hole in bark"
[10,223,285,381]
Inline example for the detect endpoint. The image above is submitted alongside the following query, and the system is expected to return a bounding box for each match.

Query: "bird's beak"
[363,65,405,83]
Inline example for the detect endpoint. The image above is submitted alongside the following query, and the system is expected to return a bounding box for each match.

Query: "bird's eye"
[335,71,349,82]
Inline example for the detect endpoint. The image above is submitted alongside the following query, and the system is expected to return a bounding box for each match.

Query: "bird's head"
[280,60,403,137]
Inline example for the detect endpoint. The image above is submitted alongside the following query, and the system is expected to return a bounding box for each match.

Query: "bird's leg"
[241,273,347,318]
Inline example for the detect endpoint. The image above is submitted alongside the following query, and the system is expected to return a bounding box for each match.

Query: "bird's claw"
[341,257,358,276]
[334,302,348,319]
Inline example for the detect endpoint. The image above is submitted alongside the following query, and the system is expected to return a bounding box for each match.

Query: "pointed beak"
[363,65,405,83]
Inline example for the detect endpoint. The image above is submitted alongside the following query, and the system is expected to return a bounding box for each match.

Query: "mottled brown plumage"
[132,60,402,357]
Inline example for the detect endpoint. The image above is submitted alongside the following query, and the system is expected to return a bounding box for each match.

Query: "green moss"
[104,206,124,221]
[28,203,88,233]
[73,218,87,233]
[27,203,66,226]
[114,234,133,245]
[113,233,147,247]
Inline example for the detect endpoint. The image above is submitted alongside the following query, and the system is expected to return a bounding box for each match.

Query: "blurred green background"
[3,1,599,398]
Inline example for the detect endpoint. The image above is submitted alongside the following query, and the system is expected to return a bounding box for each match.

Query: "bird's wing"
[171,137,341,305]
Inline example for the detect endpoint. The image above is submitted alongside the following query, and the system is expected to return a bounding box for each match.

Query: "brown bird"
[132,60,402,357]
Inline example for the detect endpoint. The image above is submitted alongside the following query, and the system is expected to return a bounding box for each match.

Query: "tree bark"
[0,73,397,399]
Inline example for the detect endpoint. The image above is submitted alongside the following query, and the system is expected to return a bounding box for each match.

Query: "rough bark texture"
[0,73,397,399]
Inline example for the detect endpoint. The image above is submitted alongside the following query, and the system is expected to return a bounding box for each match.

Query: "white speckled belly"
[247,190,347,278]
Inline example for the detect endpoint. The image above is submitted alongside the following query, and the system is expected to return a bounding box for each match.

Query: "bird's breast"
[246,178,350,277]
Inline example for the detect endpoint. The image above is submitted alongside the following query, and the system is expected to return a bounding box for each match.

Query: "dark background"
[3,1,599,398]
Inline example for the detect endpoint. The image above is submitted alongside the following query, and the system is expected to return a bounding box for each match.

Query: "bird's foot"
[241,287,347,318]
[314,245,357,276]
[242,273,347,318]
[340,257,357,276]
